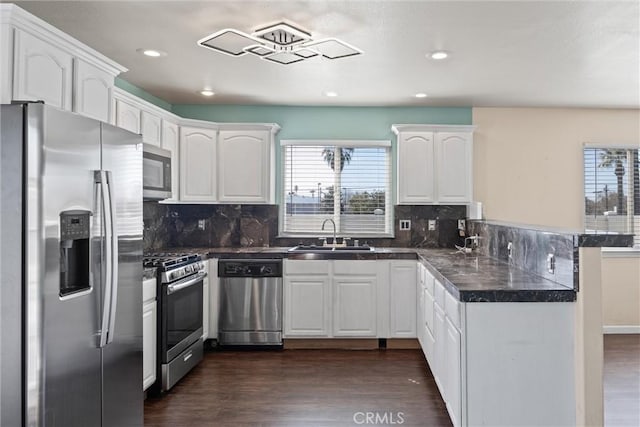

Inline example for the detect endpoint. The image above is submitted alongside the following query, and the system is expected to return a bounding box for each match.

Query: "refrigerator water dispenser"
[59,210,91,297]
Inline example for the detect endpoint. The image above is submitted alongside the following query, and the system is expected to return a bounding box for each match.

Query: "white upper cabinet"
[161,119,180,201]
[1,5,126,117]
[180,126,218,202]
[73,59,112,122]
[393,125,475,204]
[436,132,473,203]
[114,99,140,134]
[217,129,271,203]
[141,110,162,146]
[397,131,436,203]
[13,29,73,110]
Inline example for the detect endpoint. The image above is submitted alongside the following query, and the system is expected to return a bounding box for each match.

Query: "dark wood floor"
[604,334,640,427]
[144,348,451,427]
[145,335,639,426]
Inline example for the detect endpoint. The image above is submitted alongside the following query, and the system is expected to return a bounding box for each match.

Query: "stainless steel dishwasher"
[218,259,283,346]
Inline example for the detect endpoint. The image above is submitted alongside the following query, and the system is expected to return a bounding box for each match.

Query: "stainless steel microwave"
[143,144,172,200]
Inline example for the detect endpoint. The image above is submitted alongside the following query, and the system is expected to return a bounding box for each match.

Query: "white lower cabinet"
[389,261,417,338]
[284,260,385,338]
[418,261,575,427]
[283,260,416,339]
[202,263,209,340]
[208,259,219,340]
[142,278,157,391]
[333,260,378,337]
[284,260,331,337]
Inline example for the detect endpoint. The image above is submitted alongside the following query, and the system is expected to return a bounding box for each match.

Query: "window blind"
[282,142,392,237]
[583,147,640,247]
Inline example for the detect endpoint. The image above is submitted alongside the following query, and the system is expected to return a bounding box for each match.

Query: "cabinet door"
[445,317,462,427]
[202,272,209,340]
[389,261,417,338]
[179,126,217,202]
[397,131,435,204]
[433,302,446,396]
[436,132,472,203]
[208,259,219,339]
[114,99,140,134]
[423,288,436,368]
[14,29,73,110]
[161,120,180,201]
[333,275,377,337]
[73,59,112,122]
[142,300,157,391]
[217,130,270,203]
[284,275,331,337]
[141,111,162,146]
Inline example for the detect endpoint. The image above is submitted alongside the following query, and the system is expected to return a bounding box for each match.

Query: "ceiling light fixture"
[200,90,215,97]
[197,21,362,65]
[415,93,428,98]
[324,91,338,97]
[137,48,167,57]
[430,51,448,60]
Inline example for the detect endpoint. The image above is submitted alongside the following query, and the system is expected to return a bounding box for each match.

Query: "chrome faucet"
[321,218,337,246]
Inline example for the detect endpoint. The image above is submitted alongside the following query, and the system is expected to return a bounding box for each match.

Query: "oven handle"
[167,271,207,295]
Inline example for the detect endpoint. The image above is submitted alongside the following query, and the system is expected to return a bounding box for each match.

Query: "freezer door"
[40,104,103,426]
[1,104,27,427]
[100,122,143,427]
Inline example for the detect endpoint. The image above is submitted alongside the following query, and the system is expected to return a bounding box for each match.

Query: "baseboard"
[386,338,421,349]
[603,325,640,334]
[284,338,379,350]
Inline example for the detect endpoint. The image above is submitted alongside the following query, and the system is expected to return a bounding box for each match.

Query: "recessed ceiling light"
[430,51,448,60]
[136,48,167,57]
[415,93,428,98]
[325,91,338,97]
[200,90,215,97]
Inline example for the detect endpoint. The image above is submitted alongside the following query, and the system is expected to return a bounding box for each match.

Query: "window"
[281,140,392,237]
[583,147,640,246]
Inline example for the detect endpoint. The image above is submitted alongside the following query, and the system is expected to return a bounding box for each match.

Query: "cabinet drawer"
[333,260,377,275]
[434,279,445,308]
[423,265,435,295]
[143,278,156,303]
[284,260,330,275]
[445,290,461,330]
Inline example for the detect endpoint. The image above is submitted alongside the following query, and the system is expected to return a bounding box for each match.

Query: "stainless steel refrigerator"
[1,102,143,426]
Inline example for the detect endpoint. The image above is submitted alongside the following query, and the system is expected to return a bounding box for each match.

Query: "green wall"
[172,104,472,140]
[115,78,173,112]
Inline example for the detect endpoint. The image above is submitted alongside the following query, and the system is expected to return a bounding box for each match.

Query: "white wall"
[472,107,640,329]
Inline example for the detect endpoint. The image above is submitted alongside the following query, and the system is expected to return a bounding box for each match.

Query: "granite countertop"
[415,248,575,303]
[149,246,575,303]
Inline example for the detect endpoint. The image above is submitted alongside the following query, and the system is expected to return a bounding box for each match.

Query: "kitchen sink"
[288,245,375,253]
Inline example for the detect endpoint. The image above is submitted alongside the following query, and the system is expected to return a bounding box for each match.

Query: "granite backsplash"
[143,202,467,251]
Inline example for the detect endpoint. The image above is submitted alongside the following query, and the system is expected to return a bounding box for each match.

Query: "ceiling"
[8,0,640,108]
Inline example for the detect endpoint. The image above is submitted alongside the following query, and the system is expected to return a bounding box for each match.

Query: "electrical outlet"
[458,219,466,230]
[428,220,436,231]
[546,253,555,274]
[197,219,206,230]
[507,242,513,259]
[399,219,411,230]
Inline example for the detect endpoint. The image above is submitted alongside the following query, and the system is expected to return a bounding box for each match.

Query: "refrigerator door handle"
[96,170,118,347]
[104,170,118,345]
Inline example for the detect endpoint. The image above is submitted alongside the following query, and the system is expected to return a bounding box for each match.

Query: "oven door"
[161,271,205,363]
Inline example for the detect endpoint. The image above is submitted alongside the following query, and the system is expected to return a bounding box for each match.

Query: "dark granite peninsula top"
[157,246,575,303]
[415,248,575,303]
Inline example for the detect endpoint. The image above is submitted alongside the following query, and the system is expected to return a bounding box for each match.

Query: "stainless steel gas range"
[143,253,207,393]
